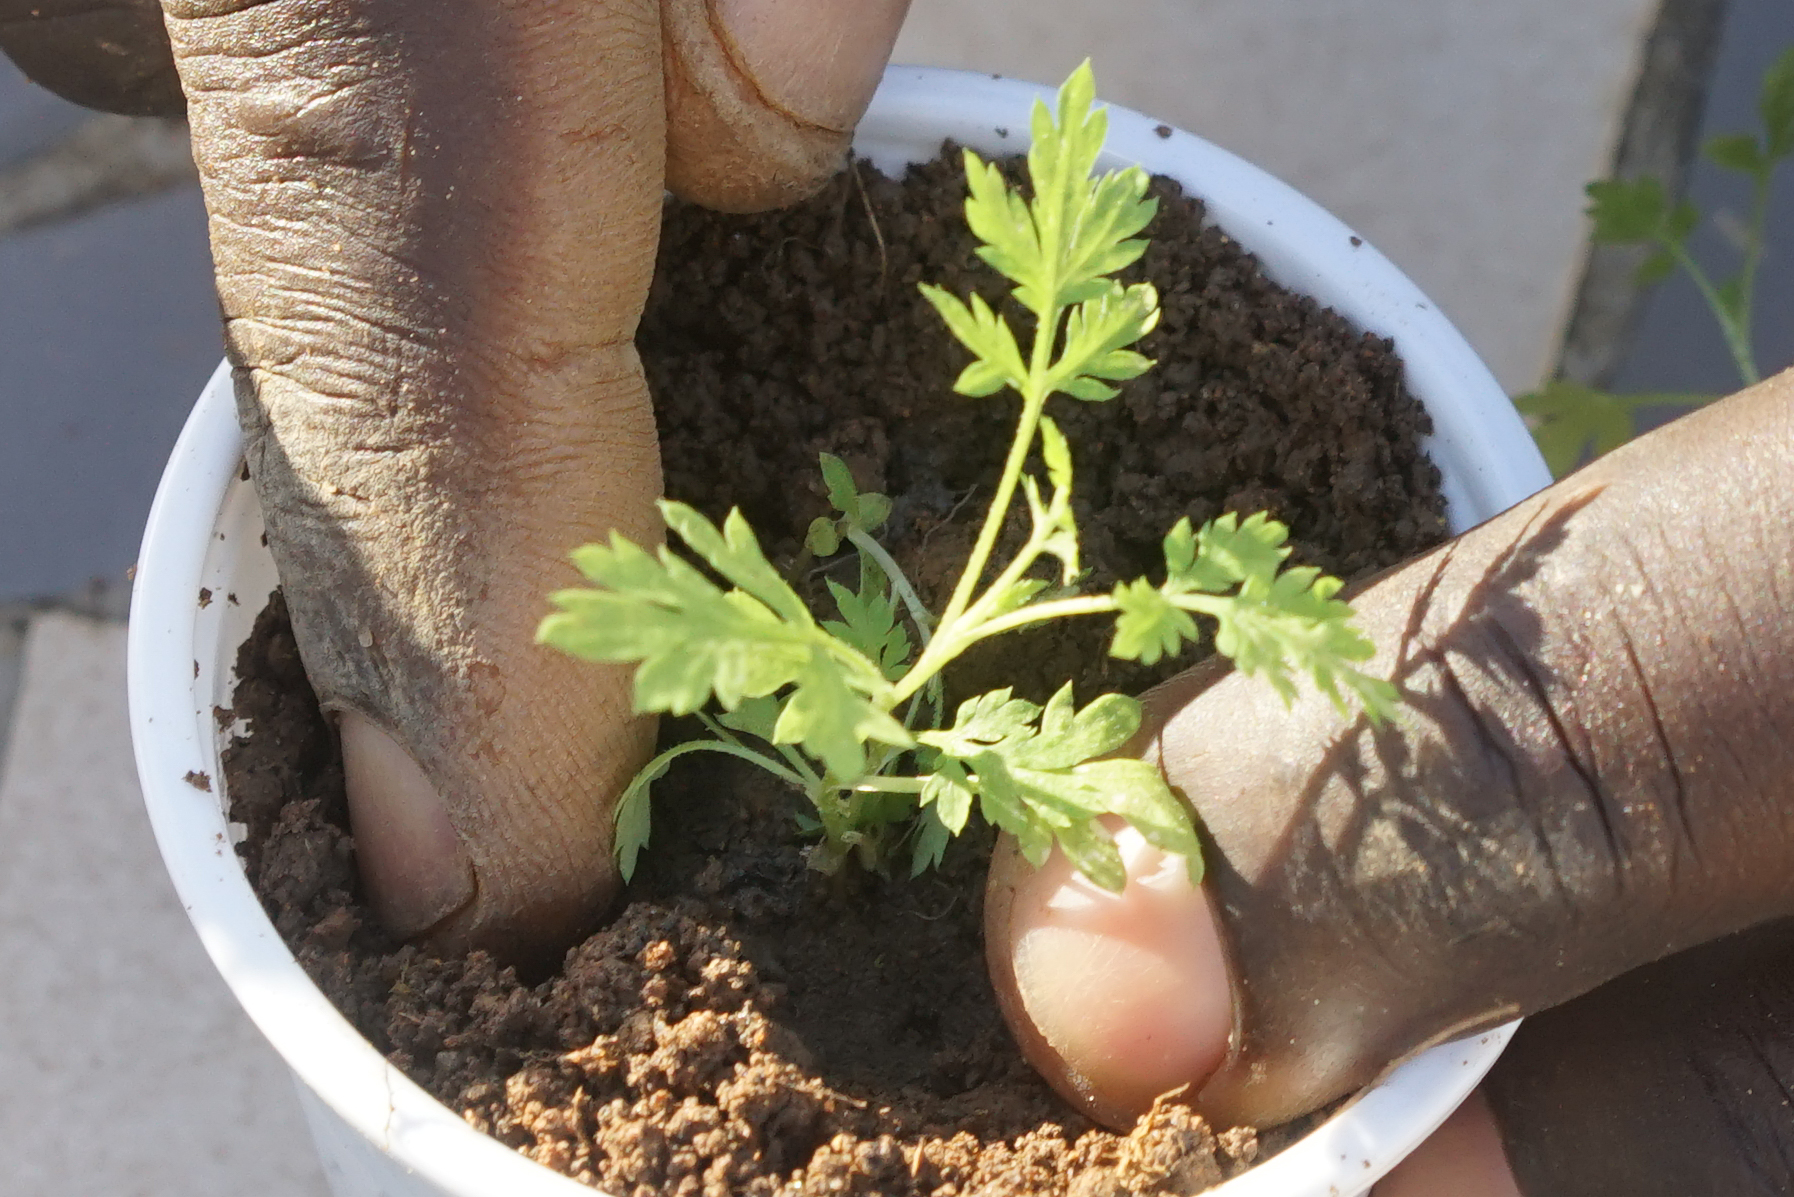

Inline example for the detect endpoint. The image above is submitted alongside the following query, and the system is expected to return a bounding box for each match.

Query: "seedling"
[540,65,1396,892]
[1519,47,1794,476]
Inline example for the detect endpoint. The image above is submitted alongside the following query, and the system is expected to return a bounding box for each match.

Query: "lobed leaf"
[1050,282,1161,401]
[909,804,953,877]
[1205,566,1393,721]
[920,684,1202,891]
[1019,684,1142,770]
[919,688,1041,757]
[824,579,912,681]
[920,754,976,834]
[963,149,1044,299]
[919,285,1030,397]
[1109,576,1198,665]
[819,454,894,532]
[1179,512,1293,594]
[612,764,659,881]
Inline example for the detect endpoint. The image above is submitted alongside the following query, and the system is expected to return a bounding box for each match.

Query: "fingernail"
[338,713,475,938]
[713,0,911,131]
[1009,826,1234,1120]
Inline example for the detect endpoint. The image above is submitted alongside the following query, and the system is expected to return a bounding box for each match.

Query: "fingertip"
[338,712,475,940]
[712,0,910,132]
[988,826,1235,1128]
[1372,1090,1524,1197]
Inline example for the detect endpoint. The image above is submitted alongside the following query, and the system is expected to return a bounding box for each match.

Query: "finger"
[164,0,665,963]
[988,371,1794,1129]
[1169,372,1794,1126]
[660,0,911,211]
[1371,1091,1520,1197]
[0,0,184,115]
[1483,917,1794,1195]
[984,822,1233,1128]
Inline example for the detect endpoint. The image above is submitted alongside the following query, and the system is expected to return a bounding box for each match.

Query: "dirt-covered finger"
[1482,918,1794,1196]
[164,0,667,963]
[660,0,910,212]
[0,0,183,115]
[1155,373,1794,1127]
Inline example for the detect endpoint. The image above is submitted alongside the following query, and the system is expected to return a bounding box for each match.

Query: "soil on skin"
[223,148,1448,1197]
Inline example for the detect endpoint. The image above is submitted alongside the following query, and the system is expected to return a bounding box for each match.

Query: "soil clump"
[224,147,1448,1196]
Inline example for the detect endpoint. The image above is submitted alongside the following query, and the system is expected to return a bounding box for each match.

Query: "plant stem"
[950,594,1121,643]
[846,775,929,794]
[1671,242,1759,385]
[847,528,933,644]
[1730,167,1772,383]
[637,738,809,792]
[935,301,1062,634]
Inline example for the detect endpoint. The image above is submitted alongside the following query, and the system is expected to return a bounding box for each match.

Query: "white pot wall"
[129,66,1545,1197]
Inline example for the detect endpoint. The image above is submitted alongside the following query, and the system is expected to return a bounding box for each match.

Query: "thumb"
[166,0,909,963]
[988,372,1794,1129]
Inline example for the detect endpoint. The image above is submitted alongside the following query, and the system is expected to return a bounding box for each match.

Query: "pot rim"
[129,64,1542,1197]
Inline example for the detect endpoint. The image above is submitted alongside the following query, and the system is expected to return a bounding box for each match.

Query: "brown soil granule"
[223,147,1448,1197]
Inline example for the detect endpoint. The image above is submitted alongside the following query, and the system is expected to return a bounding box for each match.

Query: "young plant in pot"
[540,65,1398,904]
[98,19,1544,1197]
[165,70,1528,1197]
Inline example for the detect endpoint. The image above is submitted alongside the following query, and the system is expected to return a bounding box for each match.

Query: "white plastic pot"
[130,66,1546,1197]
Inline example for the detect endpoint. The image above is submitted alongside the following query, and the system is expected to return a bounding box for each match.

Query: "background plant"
[540,65,1396,893]
[1518,46,1794,477]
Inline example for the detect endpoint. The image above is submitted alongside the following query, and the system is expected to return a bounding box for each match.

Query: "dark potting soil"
[223,148,1448,1197]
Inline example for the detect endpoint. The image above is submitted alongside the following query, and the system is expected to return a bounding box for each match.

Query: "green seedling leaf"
[613,763,658,881]
[1052,818,1126,893]
[910,804,953,876]
[920,753,976,834]
[716,694,781,742]
[1762,46,1794,159]
[1021,684,1141,770]
[1586,178,1694,253]
[819,454,895,533]
[550,62,1397,896]
[824,579,912,681]
[1051,282,1161,401]
[858,493,893,531]
[662,502,809,624]
[920,685,1201,890]
[1110,577,1198,665]
[1184,512,1292,593]
[541,538,812,714]
[806,516,841,557]
[1022,475,1080,584]
[919,688,1042,757]
[820,452,859,513]
[1515,380,1716,477]
[920,285,1030,398]
[773,657,912,781]
[1586,177,1666,243]
[1706,132,1767,177]
[1039,413,1074,492]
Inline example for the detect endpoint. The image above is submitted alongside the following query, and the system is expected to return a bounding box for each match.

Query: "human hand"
[0,0,909,963]
[986,372,1794,1192]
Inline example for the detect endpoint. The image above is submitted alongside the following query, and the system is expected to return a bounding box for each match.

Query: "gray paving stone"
[0,179,221,603]
[895,0,1661,394]
[0,612,327,1197]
